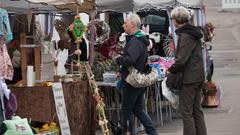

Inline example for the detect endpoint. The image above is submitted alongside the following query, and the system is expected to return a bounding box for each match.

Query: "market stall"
[1,0,112,134]
[1,0,209,134]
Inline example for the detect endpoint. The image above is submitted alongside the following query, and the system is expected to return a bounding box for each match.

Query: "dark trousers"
[179,82,207,135]
[122,82,157,135]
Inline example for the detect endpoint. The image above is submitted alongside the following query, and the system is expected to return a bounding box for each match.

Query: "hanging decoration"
[69,15,85,65]
[33,21,43,46]
[86,19,110,46]
[83,63,110,135]
[71,15,85,44]
[54,19,68,40]
[163,34,175,57]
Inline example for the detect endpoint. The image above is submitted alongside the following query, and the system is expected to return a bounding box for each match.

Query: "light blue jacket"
[0,8,13,42]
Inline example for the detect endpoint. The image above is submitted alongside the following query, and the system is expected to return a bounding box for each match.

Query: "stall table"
[10,81,95,135]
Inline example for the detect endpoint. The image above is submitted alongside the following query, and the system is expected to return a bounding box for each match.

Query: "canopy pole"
[89,11,96,67]
[77,6,79,14]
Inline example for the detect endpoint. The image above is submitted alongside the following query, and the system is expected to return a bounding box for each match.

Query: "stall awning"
[1,0,57,13]
[27,0,96,13]
[96,0,203,12]
[2,0,203,13]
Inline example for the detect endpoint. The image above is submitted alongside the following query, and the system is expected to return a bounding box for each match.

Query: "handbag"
[125,66,158,88]
[166,72,183,92]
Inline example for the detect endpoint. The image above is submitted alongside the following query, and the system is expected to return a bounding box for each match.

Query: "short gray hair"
[171,6,191,24]
[126,13,141,29]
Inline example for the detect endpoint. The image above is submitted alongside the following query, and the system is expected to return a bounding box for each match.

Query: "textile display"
[149,63,165,80]
[3,93,17,120]
[148,56,175,78]
[0,44,14,80]
[1,91,17,132]
[0,8,13,42]
[163,37,175,57]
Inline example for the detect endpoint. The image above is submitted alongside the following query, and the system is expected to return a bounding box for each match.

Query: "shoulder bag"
[125,66,158,88]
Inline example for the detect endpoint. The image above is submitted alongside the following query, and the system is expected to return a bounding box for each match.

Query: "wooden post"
[34,47,41,80]
[89,11,96,67]
[20,33,27,85]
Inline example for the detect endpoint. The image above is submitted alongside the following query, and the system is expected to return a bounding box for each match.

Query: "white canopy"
[96,0,203,12]
[2,0,203,13]
[1,0,57,13]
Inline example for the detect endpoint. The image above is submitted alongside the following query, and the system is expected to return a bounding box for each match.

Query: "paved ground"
[154,0,240,135]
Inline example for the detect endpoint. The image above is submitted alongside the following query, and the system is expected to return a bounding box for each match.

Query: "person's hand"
[69,24,74,31]
[75,49,81,55]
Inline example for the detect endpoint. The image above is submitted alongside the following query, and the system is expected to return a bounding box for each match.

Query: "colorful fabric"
[0,8,13,42]
[163,38,175,57]
[3,116,34,135]
[149,63,165,80]
[149,56,175,78]
[0,44,14,80]
[4,93,17,120]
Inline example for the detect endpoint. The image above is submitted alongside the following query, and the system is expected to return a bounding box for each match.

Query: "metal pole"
[0,78,6,125]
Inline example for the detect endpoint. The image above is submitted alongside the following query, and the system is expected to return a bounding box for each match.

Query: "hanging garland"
[86,19,110,46]
[83,63,110,135]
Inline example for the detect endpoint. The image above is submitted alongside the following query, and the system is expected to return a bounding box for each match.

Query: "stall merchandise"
[86,19,110,46]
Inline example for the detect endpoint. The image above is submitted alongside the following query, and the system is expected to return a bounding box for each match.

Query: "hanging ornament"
[72,15,85,44]
[54,19,68,39]
[69,15,85,67]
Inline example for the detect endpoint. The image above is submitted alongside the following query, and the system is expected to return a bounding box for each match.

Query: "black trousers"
[121,82,157,135]
[179,82,207,135]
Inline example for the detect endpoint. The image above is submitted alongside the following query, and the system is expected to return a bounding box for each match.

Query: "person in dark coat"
[115,13,158,135]
[168,6,207,135]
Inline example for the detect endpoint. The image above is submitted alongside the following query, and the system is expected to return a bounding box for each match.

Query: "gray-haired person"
[115,13,158,135]
[167,6,207,135]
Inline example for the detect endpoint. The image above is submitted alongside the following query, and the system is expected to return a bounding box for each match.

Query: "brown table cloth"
[10,81,96,135]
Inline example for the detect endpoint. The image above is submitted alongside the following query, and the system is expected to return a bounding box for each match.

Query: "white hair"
[126,13,141,29]
[171,6,191,24]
